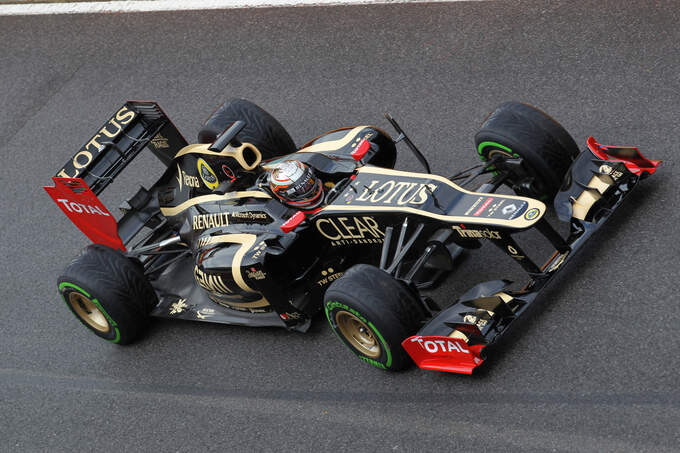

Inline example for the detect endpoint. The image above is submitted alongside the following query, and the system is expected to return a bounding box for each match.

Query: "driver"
[268,160,324,210]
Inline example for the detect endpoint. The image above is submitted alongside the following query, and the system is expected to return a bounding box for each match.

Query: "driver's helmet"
[269,160,323,209]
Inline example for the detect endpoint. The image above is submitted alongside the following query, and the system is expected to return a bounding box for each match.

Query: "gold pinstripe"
[160,191,271,217]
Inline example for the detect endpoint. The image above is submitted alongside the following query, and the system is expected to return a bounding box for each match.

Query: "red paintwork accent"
[587,136,662,176]
[473,197,494,216]
[280,210,306,233]
[351,139,371,161]
[43,177,125,251]
[402,335,485,375]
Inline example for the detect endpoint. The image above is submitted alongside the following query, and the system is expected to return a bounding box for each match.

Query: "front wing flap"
[402,336,485,374]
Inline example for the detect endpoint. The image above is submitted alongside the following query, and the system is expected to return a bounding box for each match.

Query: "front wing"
[403,138,661,374]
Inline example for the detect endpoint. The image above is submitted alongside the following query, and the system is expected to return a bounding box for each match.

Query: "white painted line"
[0,0,488,16]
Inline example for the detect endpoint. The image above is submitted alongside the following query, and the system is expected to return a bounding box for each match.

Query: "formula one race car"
[45,99,660,374]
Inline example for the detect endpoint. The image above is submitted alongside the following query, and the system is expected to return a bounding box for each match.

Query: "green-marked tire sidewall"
[325,300,392,370]
[59,282,121,343]
[477,141,520,173]
[477,141,519,160]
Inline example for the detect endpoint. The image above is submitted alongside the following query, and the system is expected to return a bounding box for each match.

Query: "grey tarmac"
[1,1,678,451]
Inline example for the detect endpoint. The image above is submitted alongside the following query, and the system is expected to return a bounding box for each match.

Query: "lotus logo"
[197,158,218,190]
[524,208,540,220]
[599,164,613,175]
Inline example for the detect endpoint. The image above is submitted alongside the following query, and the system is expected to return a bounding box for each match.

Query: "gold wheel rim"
[488,149,514,159]
[68,292,110,333]
[335,311,381,359]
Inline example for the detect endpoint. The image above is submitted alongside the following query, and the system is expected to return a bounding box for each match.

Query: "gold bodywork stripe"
[174,142,262,170]
[201,233,269,308]
[160,191,271,217]
[296,126,368,154]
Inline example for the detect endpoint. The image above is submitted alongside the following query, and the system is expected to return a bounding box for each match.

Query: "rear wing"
[55,101,188,195]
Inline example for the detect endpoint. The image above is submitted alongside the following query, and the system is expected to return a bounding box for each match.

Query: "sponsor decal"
[485,199,528,220]
[192,213,230,230]
[150,133,169,149]
[280,312,304,321]
[196,308,216,319]
[197,158,219,190]
[316,216,384,246]
[599,164,624,181]
[222,164,236,180]
[409,336,470,354]
[351,131,375,146]
[56,199,110,216]
[502,203,517,216]
[472,197,494,216]
[193,212,271,230]
[506,244,525,260]
[251,241,267,260]
[56,106,136,178]
[507,201,528,219]
[246,267,266,280]
[176,163,200,192]
[354,179,438,206]
[524,208,540,220]
[481,198,503,217]
[316,267,343,287]
[463,314,489,328]
[464,196,484,216]
[464,197,527,220]
[169,298,188,315]
[360,356,387,369]
[452,225,502,239]
[194,266,232,294]
[229,211,272,224]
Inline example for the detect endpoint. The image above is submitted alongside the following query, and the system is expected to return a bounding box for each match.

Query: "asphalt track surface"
[1,1,679,451]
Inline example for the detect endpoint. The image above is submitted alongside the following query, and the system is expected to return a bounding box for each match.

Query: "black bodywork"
[46,101,660,372]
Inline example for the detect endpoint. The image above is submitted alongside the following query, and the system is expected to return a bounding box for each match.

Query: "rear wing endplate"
[55,101,187,195]
[44,177,125,251]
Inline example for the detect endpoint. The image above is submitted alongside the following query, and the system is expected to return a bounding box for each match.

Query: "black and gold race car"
[45,99,660,374]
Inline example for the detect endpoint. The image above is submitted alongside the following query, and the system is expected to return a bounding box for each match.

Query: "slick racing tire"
[324,264,426,371]
[198,98,296,160]
[57,245,158,344]
[475,102,579,200]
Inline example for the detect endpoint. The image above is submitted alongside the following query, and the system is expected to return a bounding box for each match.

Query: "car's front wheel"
[324,264,426,371]
[475,101,579,201]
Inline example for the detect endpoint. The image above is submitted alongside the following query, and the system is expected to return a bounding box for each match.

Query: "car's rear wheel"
[57,244,158,344]
[198,98,296,160]
[475,102,579,200]
[324,264,426,371]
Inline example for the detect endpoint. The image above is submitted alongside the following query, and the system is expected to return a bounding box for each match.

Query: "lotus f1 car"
[44,99,661,374]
